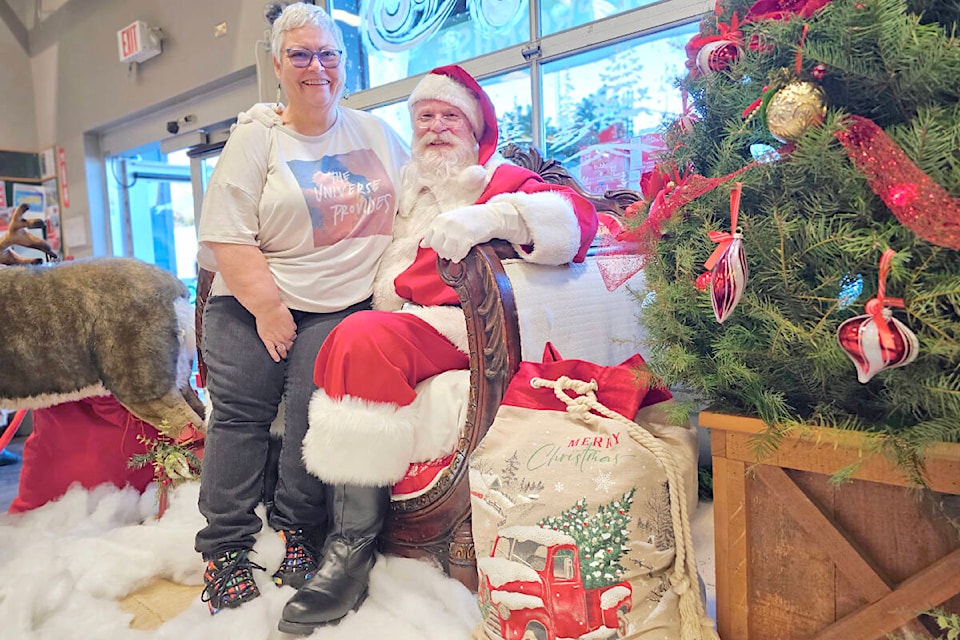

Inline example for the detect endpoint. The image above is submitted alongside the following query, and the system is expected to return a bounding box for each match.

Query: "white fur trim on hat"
[409,73,484,138]
[304,390,416,486]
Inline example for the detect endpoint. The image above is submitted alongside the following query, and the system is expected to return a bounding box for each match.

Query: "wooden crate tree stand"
[704,411,960,640]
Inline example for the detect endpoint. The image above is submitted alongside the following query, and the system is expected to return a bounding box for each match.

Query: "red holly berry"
[811,64,827,80]
[695,272,713,291]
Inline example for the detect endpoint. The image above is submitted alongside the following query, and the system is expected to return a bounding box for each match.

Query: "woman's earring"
[276,84,282,106]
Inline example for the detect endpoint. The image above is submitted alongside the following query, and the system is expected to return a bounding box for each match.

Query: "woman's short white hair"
[270,2,346,63]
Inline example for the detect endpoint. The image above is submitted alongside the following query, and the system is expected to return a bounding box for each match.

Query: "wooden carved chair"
[195,144,645,593]
[380,143,645,591]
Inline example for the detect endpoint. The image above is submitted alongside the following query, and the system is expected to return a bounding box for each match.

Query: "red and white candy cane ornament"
[836,249,918,383]
[705,182,748,323]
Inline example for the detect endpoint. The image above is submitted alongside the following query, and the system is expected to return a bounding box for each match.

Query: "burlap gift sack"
[468,345,717,640]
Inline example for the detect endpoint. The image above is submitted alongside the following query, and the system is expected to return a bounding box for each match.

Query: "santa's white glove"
[420,202,532,263]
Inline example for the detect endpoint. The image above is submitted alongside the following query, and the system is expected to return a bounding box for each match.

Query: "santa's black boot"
[277,483,389,635]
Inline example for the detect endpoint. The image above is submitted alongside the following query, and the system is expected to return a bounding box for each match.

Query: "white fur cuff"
[303,390,417,486]
[488,190,580,265]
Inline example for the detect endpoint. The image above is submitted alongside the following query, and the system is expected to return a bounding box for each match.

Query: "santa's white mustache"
[416,131,456,149]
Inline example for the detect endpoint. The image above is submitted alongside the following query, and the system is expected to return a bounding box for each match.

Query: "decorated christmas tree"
[539,489,635,589]
[632,0,960,478]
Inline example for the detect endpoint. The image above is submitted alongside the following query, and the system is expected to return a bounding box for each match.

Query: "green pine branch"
[639,0,960,469]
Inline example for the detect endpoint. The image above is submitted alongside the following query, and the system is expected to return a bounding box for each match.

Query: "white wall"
[0,9,37,151]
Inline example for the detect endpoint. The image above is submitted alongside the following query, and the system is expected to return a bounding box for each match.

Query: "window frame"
[332,0,712,150]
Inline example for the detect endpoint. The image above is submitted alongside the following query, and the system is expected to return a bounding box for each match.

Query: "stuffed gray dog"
[0,204,204,437]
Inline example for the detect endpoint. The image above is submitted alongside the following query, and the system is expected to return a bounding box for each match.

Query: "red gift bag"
[10,396,160,513]
[468,345,716,640]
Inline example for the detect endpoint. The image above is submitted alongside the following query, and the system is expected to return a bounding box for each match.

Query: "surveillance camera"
[166,120,179,135]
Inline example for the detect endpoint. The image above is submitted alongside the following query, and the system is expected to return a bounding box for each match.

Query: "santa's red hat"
[408,64,499,165]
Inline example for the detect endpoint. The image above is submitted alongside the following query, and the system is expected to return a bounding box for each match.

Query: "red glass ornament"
[696,40,743,75]
[811,63,828,80]
[705,183,748,323]
[836,249,918,383]
[710,237,747,323]
[837,310,918,383]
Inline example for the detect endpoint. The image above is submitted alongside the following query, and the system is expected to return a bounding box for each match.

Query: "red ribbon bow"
[864,248,905,350]
[705,182,743,270]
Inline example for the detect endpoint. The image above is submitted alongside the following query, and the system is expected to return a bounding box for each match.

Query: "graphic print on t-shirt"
[287,148,396,247]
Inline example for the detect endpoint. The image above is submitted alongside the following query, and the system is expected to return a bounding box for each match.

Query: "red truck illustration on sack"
[477,525,632,640]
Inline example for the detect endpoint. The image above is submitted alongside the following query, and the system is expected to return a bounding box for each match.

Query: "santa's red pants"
[313,310,468,406]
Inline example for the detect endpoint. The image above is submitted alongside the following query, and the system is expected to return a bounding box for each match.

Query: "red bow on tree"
[743,0,833,22]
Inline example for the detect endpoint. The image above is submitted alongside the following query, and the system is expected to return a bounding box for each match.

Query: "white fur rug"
[0,482,481,640]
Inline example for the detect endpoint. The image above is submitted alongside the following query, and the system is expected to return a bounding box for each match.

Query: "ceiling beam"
[0,0,29,52]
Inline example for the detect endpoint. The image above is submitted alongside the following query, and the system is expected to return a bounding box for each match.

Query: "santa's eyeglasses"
[414,112,466,130]
[285,48,342,69]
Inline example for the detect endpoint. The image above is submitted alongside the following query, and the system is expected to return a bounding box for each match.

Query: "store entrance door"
[105,141,224,304]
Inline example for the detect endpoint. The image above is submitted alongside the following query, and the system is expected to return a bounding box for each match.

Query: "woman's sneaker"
[272,529,320,588]
[201,549,265,614]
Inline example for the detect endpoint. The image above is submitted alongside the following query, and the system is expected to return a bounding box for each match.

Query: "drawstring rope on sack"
[531,375,719,640]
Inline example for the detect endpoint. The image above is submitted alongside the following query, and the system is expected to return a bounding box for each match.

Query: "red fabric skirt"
[9,396,159,513]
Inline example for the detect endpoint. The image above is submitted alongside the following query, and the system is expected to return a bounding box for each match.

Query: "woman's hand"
[206,242,297,363]
[256,303,297,362]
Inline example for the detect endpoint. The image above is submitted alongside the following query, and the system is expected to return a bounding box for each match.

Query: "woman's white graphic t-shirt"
[198,103,409,313]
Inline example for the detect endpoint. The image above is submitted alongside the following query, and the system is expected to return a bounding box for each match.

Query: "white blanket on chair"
[0,482,480,640]
[506,255,649,364]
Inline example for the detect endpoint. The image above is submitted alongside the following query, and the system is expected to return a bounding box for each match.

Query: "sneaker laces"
[273,529,320,585]
[201,549,265,612]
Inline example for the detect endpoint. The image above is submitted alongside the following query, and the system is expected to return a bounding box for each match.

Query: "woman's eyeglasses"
[285,48,343,69]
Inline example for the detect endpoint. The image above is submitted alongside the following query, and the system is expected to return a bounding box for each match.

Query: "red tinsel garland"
[596,163,760,291]
[834,115,960,251]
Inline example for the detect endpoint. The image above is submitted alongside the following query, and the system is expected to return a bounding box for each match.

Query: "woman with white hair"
[194,1,408,615]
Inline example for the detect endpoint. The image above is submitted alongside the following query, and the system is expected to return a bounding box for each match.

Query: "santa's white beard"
[408,132,479,189]
[397,131,485,220]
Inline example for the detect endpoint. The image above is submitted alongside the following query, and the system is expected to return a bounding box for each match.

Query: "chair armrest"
[194,268,216,387]
[438,240,522,466]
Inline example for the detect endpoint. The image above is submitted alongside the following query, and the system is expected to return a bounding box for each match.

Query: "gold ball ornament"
[765,81,827,142]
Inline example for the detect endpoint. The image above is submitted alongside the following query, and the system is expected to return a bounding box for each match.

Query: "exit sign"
[117,21,162,64]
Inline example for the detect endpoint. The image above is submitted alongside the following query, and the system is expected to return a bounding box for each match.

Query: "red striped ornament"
[836,249,918,383]
[705,182,748,323]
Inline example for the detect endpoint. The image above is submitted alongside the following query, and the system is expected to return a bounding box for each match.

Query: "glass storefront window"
[331,0,531,93]
[370,101,413,145]
[372,69,533,153]
[541,21,697,193]
[482,69,533,149]
[540,0,659,37]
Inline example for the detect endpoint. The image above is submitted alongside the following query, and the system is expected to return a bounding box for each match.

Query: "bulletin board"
[0,145,63,257]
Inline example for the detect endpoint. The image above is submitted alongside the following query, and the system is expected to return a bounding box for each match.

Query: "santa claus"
[278,65,598,634]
